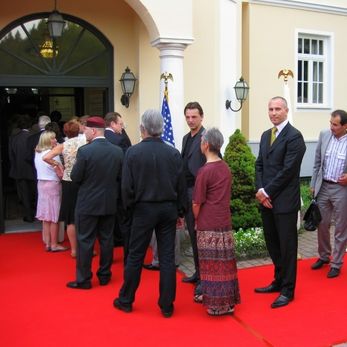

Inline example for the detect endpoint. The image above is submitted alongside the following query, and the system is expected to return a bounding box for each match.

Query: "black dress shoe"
[254,283,281,293]
[113,298,132,313]
[66,281,92,289]
[311,258,330,270]
[143,264,160,271]
[327,267,340,278]
[182,273,199,283]
[160,304,174,318]
[99,278,111,286]
[271,294,293,308]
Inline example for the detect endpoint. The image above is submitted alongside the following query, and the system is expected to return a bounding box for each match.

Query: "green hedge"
[224,129,262,230]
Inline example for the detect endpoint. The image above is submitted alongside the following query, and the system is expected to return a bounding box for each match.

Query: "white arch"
[124,0,193,42]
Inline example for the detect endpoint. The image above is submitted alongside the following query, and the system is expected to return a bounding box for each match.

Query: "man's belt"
[323,179,338,184]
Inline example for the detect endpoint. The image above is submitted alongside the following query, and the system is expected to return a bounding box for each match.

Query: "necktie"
[270,127,277,145]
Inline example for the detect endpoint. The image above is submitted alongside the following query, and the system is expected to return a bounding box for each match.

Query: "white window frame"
[295,29,333,110]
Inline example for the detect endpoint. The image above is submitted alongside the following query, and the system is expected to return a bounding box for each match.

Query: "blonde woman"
[34,131,67,252]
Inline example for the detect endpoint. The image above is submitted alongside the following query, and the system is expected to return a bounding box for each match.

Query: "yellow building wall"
[245,2,347,141]
[184,0,219,131]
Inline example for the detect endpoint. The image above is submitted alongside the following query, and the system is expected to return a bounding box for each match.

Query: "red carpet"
[0,232,346,347]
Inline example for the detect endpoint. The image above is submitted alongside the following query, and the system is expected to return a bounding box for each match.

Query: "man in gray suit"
[310,109,347,278]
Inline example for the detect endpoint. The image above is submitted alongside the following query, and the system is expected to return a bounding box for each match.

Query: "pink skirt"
[36,180,61,223]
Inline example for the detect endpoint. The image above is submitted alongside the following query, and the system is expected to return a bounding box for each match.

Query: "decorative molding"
[151,37,194,47]
[248,0,347,16]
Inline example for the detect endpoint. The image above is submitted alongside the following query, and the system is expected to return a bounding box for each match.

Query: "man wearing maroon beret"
[67,116,123,289]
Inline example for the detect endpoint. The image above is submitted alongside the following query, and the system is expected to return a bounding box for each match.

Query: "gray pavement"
[178,229,320,276]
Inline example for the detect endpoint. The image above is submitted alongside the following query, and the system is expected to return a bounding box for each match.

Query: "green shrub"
[300,179,312,212]
[224,129,262,230]
[234,228,268,260]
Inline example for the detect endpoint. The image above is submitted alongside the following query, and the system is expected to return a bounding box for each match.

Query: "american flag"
[161,94,175,146]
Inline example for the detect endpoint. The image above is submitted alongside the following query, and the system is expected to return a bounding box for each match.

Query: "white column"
[152,41,191,151]
[220,0,242,153]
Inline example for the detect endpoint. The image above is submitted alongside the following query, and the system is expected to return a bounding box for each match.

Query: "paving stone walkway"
[178,229,320,276]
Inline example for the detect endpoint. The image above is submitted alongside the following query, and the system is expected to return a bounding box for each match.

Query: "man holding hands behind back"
[67,116,123,289]
[114,109,186,318]
[254,96,306,308]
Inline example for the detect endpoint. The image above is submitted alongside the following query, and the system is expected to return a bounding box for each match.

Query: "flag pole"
[160,72,174,101]
[278,68,294,124]
[160,72,175,147]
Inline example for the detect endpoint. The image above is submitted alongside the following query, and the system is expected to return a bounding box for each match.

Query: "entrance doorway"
[1,86,108,232]
[0,12,114,232]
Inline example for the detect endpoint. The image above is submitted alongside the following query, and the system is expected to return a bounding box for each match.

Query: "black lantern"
[47,0,65,38]
[119,67,137,108]
[225,77,249,112]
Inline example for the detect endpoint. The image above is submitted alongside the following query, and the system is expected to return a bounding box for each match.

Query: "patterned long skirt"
[197,229,241,310]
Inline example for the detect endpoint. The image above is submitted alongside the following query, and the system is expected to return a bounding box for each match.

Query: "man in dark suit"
[67,116,123,289]
[114,109,186,318]
[181,102,206,284]
[104,112,132,153]
[26,115,51,167]
[254,96,306,308]
[104,111,132,260]
[8,114,36,222]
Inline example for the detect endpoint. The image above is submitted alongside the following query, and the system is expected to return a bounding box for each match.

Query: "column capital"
[151,37,194,51]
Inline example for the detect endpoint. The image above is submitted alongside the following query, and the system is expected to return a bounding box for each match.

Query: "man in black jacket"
[67,116,123,289]
[8,114,36,222]
[254,96,306,308]
[114,109,186,318]
[181,102,206,284]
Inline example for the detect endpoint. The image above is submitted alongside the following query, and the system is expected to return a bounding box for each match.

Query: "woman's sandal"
[193,294,203,303]
[51,245,69,252]
[207,306,234,316]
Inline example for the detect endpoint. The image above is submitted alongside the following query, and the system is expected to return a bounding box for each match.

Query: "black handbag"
[303,199,322,231]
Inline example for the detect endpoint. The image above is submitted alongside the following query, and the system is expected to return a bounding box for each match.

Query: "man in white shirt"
[310,109,347,278]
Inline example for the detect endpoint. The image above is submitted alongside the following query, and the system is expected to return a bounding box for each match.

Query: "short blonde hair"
[35,131,56,153]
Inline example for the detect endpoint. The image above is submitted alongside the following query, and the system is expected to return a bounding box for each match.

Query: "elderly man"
[310,109,347,278]
[67,116,123,289]
[114,109,186,318]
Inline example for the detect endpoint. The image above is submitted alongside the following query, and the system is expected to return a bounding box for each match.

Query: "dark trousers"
[261,209,298,298]
[75,213,115,284]
[116,204,132,265]
[185,187,200,278]
[16,179,37,220]
[118,202,177,310]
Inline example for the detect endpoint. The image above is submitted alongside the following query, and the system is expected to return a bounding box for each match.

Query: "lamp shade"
[119,67,137,95]
[234,77,249,102]
[47,10,65,38]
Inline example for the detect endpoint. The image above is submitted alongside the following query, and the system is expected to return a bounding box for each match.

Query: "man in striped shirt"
[310,109,347,278]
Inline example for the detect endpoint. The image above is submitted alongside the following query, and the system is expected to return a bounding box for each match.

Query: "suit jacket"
[181,126,206,178]
[310,129,347,197]
[255,122,306,213]
[104,129,131,153]
[8,130,36,180]
[71,138,123,216]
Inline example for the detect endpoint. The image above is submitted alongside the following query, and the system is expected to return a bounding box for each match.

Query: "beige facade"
[1,0,347,146]
[244,0,347,142]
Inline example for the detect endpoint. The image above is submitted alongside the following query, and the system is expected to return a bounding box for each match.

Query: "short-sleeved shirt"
[193,160,232,231]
